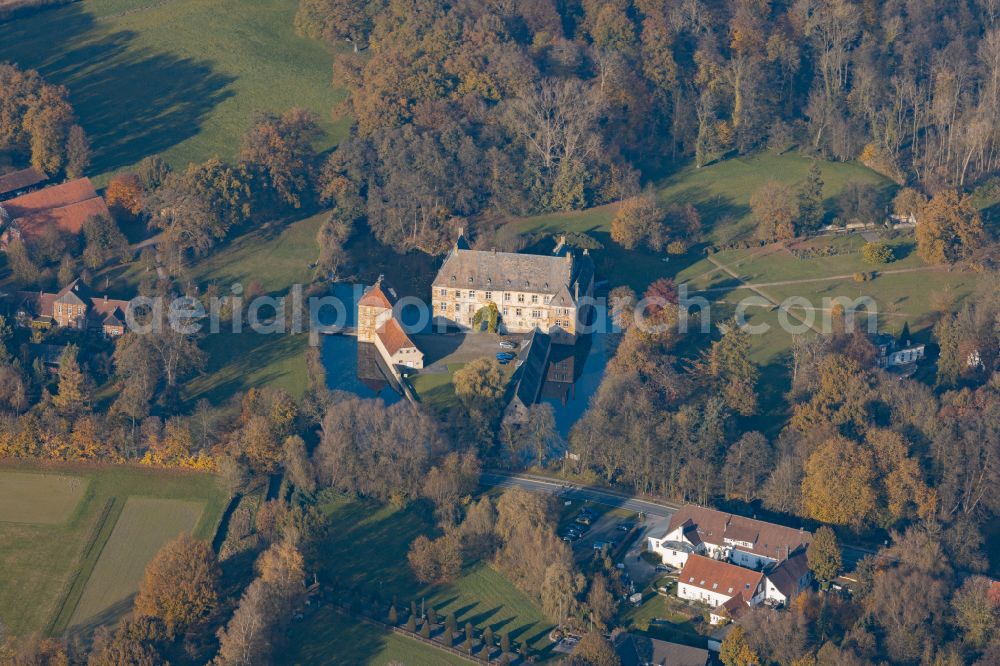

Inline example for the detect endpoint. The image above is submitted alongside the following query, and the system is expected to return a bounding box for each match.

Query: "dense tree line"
[298,0,1000,261]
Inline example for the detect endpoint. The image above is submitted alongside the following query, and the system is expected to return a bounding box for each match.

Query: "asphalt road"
[480,472,681,518]
[479,471,873,571]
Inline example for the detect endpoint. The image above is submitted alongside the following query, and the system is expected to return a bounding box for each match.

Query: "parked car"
[617,522,635,532]
[498,358,509,365]
[496,352,514,360]
[575,515,592,526]
[654,564,672,573]
[499,340,517,350]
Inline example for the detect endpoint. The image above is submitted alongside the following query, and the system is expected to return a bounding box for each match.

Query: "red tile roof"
[358,282,395,309]
[376,318,417,356]
[3,178,99,217]
[14,197,110,237]
[664,505,811,562]
[0,168,46,197]
[680,554,764,602]
[2,178,109,238]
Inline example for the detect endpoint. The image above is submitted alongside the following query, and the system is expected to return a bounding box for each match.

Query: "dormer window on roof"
[451,275,456,281]
[468,277,473,283]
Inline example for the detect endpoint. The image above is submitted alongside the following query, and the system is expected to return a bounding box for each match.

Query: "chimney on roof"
[103,295,108,304]
[492,247,496,254]
[553,235,567,255]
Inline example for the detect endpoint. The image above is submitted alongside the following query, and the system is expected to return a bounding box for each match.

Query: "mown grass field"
[0,464,226,636]
[187,210,326,292]
[281,609,472,666]
[69,496,205,629]
[0,0,348,182]
[281,494,555,664]
[178,211,327,403]
[0,472,87,524]
[498,155,894,292]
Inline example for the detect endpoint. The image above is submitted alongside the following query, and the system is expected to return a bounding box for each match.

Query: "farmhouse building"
[762,552,811,606]
[431,233,594,343]
[647,505,811,570]
[0,178,110,247]
[678,554,766,623]
[10,279,130,337]
[357,278,423,372]
[0,167,46,200]
[678,552,811,624]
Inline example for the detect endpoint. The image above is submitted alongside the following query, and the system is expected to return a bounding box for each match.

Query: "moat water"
[318,283,611,432]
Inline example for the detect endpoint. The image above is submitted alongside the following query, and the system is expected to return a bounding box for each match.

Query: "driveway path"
[692,264,943,294]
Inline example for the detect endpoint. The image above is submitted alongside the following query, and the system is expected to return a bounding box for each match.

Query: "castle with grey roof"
[431,232,594,344]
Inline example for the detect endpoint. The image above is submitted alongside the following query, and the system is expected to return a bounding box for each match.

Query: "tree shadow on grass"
[65,594,134,644]
[0,4,234,174]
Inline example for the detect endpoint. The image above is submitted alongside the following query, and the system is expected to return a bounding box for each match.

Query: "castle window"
[515,308,522,317]
[485,291,492,300]
[531,310,541,318]
[531,295,538,304]
[439,288,447,296]
[439,303,446,311]
[504,292,511,301]
[517,294,524,303]
[454,290,461,298]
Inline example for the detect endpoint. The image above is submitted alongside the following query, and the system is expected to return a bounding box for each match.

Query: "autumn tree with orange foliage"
[105,174,145,217]
[134,533,220,636]
[916,190,986,264]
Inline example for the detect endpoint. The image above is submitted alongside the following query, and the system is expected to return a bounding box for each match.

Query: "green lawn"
[177,211,326,403]
[498,154,894,291]
[653,153,894,242]
[0,463,226,636]
[281,609,471,666]
[410,363,466,413]
[622,590,706,648]
[283,494,554,664]
[0,472,87,524]
[187,210,326,292]
[69,497,204,630]
[0,0,349,182]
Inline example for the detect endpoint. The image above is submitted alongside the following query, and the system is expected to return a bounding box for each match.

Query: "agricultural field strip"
[0,472,87,524]
[69,496,204,627]
[49,496,124,634]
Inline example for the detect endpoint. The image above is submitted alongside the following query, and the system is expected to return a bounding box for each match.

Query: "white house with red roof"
[678,551,812,624]
[648,505,812,570]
